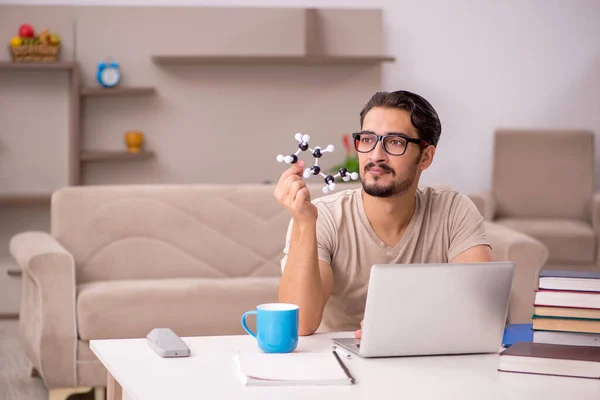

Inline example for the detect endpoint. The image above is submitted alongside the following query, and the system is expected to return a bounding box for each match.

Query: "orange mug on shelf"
[125,131,144,153]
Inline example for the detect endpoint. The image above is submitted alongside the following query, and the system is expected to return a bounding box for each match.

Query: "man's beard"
[360,161,418,198]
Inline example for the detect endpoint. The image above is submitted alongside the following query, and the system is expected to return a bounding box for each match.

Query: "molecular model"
[277,133,359,194]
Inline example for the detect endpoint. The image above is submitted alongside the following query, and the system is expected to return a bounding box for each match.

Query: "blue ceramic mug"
[241,303,299,353]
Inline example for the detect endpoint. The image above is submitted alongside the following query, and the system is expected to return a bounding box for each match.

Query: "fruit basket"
[8,24,61,63]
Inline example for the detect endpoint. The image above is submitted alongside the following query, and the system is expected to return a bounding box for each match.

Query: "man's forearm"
[278,220,323,335]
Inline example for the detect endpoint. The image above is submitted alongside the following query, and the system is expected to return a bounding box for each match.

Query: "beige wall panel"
[74,6,382,185]
[81,64,380,185]
[74,6,306,85]
[0,70,71,194]
[0,5,75,195]
[314,9,383,56]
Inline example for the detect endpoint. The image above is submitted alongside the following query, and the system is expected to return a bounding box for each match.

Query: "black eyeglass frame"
[351,131,430,156]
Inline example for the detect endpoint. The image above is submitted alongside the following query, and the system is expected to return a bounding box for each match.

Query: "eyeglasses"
[352,132,429,156]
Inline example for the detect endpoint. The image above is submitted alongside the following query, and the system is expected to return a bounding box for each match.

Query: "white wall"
[2,0,600,194]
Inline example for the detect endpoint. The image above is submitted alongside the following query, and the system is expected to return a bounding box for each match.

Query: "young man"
[274,90,493,338]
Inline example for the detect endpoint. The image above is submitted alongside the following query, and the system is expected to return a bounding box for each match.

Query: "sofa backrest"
[493,129,594,220]
[51,183,355,283]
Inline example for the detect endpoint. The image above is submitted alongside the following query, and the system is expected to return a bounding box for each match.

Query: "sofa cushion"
[76,277,279,340]
[497,218,595,264]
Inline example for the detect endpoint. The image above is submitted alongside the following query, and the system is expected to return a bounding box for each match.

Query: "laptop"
[332,262,515,358]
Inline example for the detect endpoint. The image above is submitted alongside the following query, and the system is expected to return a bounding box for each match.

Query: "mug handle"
[241,311,257,338]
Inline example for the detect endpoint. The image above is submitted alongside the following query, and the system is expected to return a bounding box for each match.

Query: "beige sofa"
[9,184,547,398]
[470,129,598,271]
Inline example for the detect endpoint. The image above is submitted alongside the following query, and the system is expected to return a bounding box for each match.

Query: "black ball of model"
[311,166,321,175]
[299,142,309,151]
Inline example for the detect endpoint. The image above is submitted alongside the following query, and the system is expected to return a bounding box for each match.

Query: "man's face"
[358,107,432,198]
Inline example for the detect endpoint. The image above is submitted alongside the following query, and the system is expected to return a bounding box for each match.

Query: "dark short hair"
[359,90,442,147]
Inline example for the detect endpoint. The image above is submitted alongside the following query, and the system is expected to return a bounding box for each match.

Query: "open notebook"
[233,351,355,386]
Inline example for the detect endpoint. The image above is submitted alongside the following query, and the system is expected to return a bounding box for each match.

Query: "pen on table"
[332,346,352,359]
[332,350,356,384]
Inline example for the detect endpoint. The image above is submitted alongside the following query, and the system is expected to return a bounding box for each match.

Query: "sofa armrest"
[591,192,600,233]
[9,231,78,389]
[484,221,548,324]
[468,190,496,220]
[592,192,600,265]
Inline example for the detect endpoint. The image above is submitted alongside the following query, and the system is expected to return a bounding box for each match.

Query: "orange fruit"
[10,36,22,47]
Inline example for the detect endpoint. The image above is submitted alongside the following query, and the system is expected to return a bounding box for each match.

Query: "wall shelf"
[151,55,395,66]
[81,87,156,97]
[80,150,155,162]
[0,61,76,71]
[0,194,51,206]
[6,269,22,278]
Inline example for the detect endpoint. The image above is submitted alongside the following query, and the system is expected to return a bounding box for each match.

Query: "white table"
[90,332,600,400]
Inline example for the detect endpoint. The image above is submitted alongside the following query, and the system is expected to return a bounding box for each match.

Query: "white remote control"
[146,328,190,357]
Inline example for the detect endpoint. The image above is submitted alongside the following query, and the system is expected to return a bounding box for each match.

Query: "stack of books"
[498,270,600,379]
[532,270,600,347]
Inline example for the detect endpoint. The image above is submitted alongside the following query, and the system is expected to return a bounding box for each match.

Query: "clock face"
[101,67,120,87]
